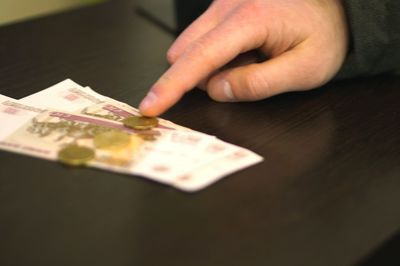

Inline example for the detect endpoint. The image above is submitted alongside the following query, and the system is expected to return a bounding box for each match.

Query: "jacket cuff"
[336,0,391,79]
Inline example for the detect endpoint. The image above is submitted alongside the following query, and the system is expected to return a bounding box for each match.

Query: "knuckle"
[186,40,208,58]
[185,40,218,69]
[239,0,266,19]
[166,49,177,64]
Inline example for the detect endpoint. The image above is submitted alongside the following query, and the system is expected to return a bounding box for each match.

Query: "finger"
[206,45,331,102]
[139,13,266,116]
[167,0,244,63]
[223,51,262,70]
[198,51,261,90]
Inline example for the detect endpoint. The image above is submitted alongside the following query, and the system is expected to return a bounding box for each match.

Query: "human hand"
[139,0,349,116]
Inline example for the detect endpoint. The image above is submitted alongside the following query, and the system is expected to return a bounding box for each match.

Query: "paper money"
[0,94,14,102]
[172,149,263,191]
[21,80,190,131]
[20,79,106,111]
[1,108,243,186]
[78,100,190,131]
[0,97,44,140]
[0,79,263,192]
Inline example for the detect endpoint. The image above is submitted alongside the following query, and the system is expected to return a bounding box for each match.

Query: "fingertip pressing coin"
[122,116,158,130]
[58,144,95,167]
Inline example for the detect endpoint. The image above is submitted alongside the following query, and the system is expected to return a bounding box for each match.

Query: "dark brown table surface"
[1,1,400,265]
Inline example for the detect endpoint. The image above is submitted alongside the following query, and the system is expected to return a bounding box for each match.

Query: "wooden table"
[1,1,399,265]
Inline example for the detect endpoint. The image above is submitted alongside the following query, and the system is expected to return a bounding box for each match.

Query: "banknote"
[0,109,241,189]
[0,94,14,102]
[79,97,191,132]
[20,79,190,131]
[0,97,44,140]
[0,79,263,191]
[172,148,263,191]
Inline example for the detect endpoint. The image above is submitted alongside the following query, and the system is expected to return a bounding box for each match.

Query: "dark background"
[1,0,400,265]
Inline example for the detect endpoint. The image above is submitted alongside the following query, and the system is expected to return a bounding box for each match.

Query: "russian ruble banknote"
[0,79,263,191]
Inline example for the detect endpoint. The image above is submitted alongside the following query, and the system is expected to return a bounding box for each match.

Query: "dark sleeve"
[336,0,400,79]
[175,0,211,33]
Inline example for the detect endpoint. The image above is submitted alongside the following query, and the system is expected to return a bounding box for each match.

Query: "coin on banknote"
[122,116,158,130]
[138,133,157,141]
[93,130,131,150]
[58,144,95,166]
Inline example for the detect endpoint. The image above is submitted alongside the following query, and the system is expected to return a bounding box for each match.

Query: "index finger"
[139,13,265,116]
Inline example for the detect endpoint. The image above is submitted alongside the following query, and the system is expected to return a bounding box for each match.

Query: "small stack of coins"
[93,130,131,150]
[123,116,159,141]
[58,116,159,166]
[122,116,158,130]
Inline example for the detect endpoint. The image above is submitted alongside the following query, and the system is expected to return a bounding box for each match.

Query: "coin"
[138,133,157,141]
[122,116,158,130]
[58,144,95,166]
[129,134,143,150]
[93,130,131,150]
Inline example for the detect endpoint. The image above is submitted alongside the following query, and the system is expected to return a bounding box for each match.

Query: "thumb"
[206,47,330,102]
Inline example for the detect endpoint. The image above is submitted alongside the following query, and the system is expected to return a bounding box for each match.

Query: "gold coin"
[129,134,143,150]
[138,134,157,141]
[58,144,95,166]
[93,130,131,150]
[122,116,158,130]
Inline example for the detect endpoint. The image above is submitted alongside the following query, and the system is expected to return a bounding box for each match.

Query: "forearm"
[336,0,400,79]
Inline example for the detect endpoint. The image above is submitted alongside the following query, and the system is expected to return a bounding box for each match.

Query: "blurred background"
[0,0,102,26]
[0,0,211,33]
[136,0,211,34]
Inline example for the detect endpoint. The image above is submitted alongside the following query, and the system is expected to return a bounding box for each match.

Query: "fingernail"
[139,91,158,111]
[222,80,235,101]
